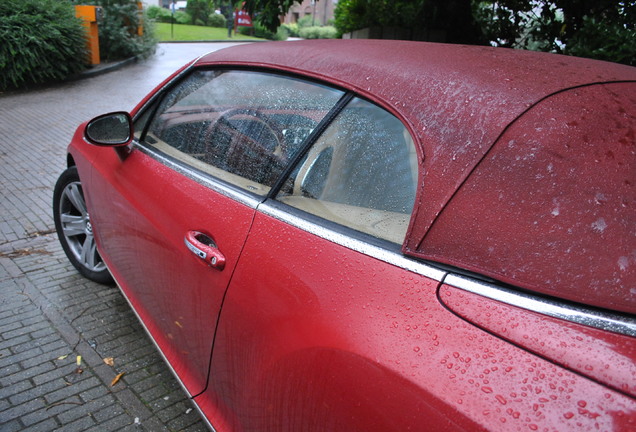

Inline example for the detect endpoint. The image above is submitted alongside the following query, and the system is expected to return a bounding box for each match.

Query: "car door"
[197,97,479,430]
[85,69,344,396]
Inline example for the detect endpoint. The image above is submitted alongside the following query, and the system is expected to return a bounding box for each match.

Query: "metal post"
[312,0,316,26]
[171,1,175,39]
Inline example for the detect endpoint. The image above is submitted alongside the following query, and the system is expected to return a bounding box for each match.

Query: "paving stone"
[0,419,23,432]
[53,414,96,431]
[156,399,192,423]
[8,377,66,406]
[0,347,42,369]
[0,320,22,335]
[91,403,128,423]
[1,379,34,403]
[0,398,47,423]
[30,361,77,386]
[0,363,23,380]
[167,408,207,431]
[19,417,59,432]
[0,43,214,432]
[0,334,32,352]
[21,395,80,427]
[44,376,101,405]
[56,393,116,424]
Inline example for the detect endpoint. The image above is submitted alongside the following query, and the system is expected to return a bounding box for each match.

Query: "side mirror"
[84,111,133,146]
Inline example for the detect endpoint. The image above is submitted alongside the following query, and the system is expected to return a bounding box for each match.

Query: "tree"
[187,0,212,25]
[237,0,635,65]
[476,0,636,65]
[242,0,298,32]
[334,0,481,44]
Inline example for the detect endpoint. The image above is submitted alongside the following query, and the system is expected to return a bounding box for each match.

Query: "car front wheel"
[53,166,113,284]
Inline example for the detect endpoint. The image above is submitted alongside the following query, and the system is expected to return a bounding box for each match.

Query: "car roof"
[196,40,636,312]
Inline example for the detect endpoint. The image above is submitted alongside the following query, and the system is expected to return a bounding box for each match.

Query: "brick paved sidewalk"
[0,43,236,431]
[0,235,204,431]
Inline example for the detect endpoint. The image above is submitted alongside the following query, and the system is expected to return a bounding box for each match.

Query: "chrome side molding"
[258,202,447,282]
[134,144,262,209]
[445,274,636,338]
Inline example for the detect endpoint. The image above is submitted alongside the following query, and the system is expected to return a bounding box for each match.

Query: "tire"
[53,166,113,285]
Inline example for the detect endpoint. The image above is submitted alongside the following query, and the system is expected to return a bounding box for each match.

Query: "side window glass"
[143,70,344,195]
[277,98,418,244]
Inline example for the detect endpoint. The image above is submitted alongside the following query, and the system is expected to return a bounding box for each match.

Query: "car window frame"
[131,65,421,251]
[132,66,350,200]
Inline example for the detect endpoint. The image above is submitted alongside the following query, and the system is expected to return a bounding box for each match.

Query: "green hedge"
[0,0,87,90]
[208,13,226,28]
[298,26,338,39]
[281,22,299,37]
[238,22,287,41]
[147,5,172,23]
[174,11,192,25]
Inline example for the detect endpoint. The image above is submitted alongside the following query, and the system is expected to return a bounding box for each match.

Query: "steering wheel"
[202,108,289,185]
[207,108,286,158]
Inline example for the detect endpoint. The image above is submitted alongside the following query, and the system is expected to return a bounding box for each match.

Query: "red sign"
[235,9,253,28]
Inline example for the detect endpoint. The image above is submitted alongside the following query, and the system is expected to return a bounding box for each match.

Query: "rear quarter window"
[276,97,418,244]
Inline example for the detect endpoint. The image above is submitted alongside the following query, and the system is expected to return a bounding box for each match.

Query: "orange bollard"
[74,5,102,66]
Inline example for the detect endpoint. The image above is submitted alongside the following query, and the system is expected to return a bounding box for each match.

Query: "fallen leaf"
[75,367,83,375]
[111,372,125,386]
[58,354,69,360]
[103,357,114,367]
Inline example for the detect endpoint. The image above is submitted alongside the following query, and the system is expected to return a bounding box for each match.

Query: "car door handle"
[184,231,226,270]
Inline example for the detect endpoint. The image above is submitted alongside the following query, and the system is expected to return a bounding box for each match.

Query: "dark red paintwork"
[440,284,636,398]
[62,40,636,431]
[425,83,636,314]
[195,39,636,314]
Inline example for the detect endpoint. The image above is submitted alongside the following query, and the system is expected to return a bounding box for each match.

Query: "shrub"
[186,0,210,26]
[298,26,338,39]
[147,5,172,23]
[282,22,299,37]
[174,10,192,25]
[146,5,161,20]
[75,0,157,61]
[238,22,269,38]
[0,0,87,90]
[565,16,636,66]
[297,15,314,28]
[238,22,287,41]
[208,12,226,28]
[274,26,289,41]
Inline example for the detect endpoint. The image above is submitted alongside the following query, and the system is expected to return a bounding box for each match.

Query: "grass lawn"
[155,23,262,41]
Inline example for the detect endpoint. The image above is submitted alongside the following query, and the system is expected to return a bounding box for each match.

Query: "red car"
[53,40,635,431]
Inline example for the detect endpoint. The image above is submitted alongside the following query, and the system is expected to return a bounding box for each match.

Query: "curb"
[77,40,261,79]
[79,57,139,79]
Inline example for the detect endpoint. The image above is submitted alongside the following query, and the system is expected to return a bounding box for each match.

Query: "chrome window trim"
[257,201,446,282]
[132,60,196,123]
[445,274,636,338]
[134,142,262,209]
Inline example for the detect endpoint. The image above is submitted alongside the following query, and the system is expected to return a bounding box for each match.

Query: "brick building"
[282,0,338,26]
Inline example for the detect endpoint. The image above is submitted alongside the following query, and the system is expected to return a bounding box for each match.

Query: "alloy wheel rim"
[59,181,106,273]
